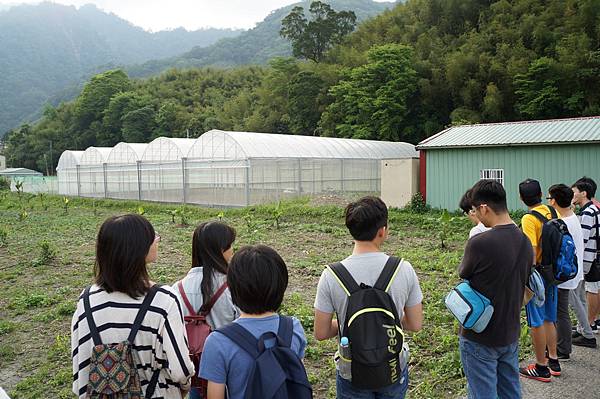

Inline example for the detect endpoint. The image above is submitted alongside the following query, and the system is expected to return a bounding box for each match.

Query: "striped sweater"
[579,202,600,268]
[71,284,194,399]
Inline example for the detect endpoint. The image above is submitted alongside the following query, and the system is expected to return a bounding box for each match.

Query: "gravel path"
[520,344,600,397]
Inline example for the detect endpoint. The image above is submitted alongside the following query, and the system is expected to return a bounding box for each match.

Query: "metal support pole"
[76,165,81,197]
[103,163,108,198]
[136,160,142,201]
[181,157,187,204]
[340,159,345,193]
[245,160,251,207]
[297,158,302,196]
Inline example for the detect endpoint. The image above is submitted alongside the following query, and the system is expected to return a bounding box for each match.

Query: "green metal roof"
[417,116,600,149]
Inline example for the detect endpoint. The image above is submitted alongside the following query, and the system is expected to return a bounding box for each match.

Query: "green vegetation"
[280,1,357,62]
[0,192,534,398]
[6,0,599,172]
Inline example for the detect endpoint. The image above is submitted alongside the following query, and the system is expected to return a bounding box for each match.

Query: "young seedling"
[62,197,70,214]
[38,192,47,211]
[272,201,284,229]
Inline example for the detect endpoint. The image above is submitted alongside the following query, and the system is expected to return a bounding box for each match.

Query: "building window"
[480,169,504,186]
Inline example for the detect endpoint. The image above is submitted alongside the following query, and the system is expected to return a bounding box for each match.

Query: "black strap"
[218,323,260,358]
[83,286,102,347]
[145,368,161,399]
[529,210,548,224]
[374,256,402,291]
[276,315,294,348]
[128,284,160,344]
[328,262,360,294]
[548,206,558,219]
[595,210,600,261]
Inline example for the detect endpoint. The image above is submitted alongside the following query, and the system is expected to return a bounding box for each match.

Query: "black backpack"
[529,206,578,285]
[217,315,312,399]
[327,256,404,390]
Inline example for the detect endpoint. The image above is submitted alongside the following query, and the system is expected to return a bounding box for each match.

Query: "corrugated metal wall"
[425,144,600,210]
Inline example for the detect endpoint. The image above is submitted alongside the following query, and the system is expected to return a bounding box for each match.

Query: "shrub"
[406,192,429,213]
[0,176,10,191]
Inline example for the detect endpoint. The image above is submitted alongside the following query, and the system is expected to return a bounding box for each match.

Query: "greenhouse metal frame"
[57,130,418,207]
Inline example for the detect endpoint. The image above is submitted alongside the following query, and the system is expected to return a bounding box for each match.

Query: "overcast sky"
[0,0,390,31]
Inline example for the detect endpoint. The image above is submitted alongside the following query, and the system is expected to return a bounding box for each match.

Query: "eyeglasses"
[154,234,161,243]
[546,196,553,200]
[471,204,487,212]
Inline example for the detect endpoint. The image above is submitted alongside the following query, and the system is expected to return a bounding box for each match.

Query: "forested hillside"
[0,2,241,135]
[127,0,396,77]
[5,0,599,173]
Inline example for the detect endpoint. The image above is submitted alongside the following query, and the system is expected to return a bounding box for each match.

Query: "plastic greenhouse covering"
[57,130,418,207]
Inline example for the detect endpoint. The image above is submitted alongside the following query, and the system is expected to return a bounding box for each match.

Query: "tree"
[74,70,131,131]
[288,71,325,135]
[320,44,418,142]
[280,1,356,62]
[121,106,156,142]
[514,57,563,119]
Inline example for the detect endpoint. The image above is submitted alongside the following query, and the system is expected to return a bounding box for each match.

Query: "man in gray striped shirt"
[572,177,600,332]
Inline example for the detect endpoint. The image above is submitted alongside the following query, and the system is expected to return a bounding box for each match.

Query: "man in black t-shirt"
[458,180,533,399]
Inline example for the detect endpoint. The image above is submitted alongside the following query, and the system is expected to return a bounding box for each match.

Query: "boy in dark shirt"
[458,180,533,399]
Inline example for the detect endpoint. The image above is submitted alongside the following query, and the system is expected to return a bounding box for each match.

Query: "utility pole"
[44,154,49,176]
[186,128,190,139]
[49,140,53,176]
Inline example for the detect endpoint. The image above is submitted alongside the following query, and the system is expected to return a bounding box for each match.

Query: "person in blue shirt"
[199,245,307,399]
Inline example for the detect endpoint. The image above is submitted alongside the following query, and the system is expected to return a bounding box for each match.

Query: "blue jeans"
[188,387,202,399]
[336,367,409,399]
[459,336,521,399]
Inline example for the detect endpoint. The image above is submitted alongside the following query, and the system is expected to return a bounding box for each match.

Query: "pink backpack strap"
[200,282,228,316]
[177,280,196,316]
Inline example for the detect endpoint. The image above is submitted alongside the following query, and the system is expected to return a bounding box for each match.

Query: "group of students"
[71,196,423,399]
[456,176,599,398]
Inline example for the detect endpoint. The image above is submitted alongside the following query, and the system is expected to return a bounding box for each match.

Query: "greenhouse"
[106,143,148,200]
[56,150,83,196]
[78,147,112,197]
[57,130,419,207]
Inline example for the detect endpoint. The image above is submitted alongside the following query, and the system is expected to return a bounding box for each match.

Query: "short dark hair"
[548,184,574,208]
[192,222,236,305]
[573,176,597,199]
[227,245,288,314]
[470,179,508,213]
[519,178,542,207]
[459,189,473,214]
[95,214,155,298]
[345,196,388,241]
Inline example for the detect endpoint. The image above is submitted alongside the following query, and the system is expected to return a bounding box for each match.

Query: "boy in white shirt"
[548,184,596,357]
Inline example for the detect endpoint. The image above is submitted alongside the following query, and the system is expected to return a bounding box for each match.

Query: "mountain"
[0,2,242,136]
[128,0,397,77]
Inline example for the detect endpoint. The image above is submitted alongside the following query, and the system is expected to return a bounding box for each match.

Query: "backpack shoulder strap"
[529,210,548,224]
[200,282,228,315]
[326,262,360,296]
[127,284,159,344]
[374,256,402,292]
[276,315,294,348]
[217,323,260,359]
[177,280,196,316]
[548,205,558,219]
[83,286,102,346]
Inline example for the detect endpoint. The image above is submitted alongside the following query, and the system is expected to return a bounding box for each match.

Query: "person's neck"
[352,240,381,255]
[239,311,277,319]
[486,212,514,228]
[556,206,573,217]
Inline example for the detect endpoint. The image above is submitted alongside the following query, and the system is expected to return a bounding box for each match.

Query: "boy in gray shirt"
[314,196,423,399]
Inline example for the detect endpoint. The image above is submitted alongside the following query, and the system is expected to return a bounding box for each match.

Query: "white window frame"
[480,168,504,186]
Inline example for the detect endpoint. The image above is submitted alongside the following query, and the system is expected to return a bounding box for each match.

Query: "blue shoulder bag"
[445,281,494,333]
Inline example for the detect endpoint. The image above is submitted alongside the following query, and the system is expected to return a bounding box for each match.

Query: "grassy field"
[0,191,531,398]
